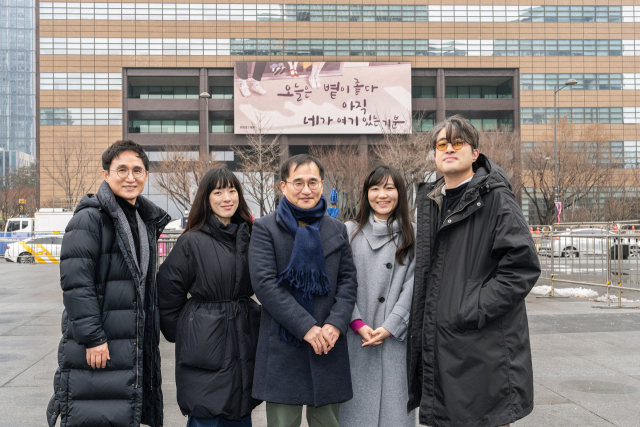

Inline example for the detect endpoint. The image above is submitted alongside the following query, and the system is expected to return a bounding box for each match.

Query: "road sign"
[18,199,26,218]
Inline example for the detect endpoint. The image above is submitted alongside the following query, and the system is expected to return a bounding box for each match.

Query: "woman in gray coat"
[339,165,417,427]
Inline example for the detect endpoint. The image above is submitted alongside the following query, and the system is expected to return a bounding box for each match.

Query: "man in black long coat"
[249,154,358,427]
[407,115,541,427]
[47,140,170,427]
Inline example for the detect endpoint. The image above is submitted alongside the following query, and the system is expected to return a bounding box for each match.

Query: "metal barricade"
[157,231,181,267]
[535,221,640,308]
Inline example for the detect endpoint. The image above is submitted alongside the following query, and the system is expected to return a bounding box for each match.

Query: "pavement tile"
[2,263,640,426]
[534,375,640,427]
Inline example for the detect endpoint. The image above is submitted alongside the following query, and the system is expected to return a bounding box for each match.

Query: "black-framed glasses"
[435,138,469,151]
[285,180,321,192]
[111,167,146,179]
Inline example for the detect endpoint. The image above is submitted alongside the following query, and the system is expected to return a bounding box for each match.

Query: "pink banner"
[233,62,412,134]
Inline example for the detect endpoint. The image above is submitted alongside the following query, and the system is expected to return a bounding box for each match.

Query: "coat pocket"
[459,281,481,331]
[179,310,227,371]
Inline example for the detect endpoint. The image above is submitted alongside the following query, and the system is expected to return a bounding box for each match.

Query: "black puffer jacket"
[157,214,261,421]
[407,154,541,427]
[47,181,170,427]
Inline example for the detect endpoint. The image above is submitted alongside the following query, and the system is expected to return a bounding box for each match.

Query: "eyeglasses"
[111,167,146,179]
[285,180,321,192]
[435,138,469,151]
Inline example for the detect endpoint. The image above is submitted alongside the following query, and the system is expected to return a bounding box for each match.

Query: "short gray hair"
[429,115,480,151]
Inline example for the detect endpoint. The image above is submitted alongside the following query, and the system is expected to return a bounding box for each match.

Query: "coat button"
[477,202,481,206]
[386,263,392,269]
[447,219,452,223]
[379,297,385,303]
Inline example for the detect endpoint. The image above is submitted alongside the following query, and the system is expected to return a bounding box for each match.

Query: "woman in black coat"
[157,168,261,427]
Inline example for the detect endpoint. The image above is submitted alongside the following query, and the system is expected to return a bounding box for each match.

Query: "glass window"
[175,120,187,133]
[187,120,199,133]
[148,120,161,133]
[161,120,174,133]
[482,86,497,98]
[445,87,457,98]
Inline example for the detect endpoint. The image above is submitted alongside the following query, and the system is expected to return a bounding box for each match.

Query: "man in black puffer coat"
[407,116,541,427]
[47,140,170,427]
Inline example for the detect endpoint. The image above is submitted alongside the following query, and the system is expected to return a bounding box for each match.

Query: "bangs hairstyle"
[430,114,480,152]
[350,165,415,265]
[184,168,253,234]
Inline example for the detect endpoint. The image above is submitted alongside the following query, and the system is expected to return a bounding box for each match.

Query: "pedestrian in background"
[249,154,358,427]
[47,140,170,427]
[407,115,541,427]
[157,168,261,427]
[339,165,417,427]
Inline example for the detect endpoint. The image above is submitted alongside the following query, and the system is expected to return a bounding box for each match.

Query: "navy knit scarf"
[277,195,331,346]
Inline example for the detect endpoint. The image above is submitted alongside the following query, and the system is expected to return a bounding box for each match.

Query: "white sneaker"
[308,76,317,89]
[252,81,267,95]
[239,81,251,97]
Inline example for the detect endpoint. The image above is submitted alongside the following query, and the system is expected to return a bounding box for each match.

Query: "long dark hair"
[184,168,253,234]
[350,165,415,265]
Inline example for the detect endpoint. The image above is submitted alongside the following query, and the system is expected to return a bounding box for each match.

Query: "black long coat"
[407,155,541,427]
[248,212,358,407]
[157,214,261,421]
[47,181,170,427]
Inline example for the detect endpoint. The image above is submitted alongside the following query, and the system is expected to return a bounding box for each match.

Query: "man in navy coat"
[249,154,358,427]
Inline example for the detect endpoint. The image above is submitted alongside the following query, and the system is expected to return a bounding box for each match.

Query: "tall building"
[0,0,36,180]
[36,3,640,221]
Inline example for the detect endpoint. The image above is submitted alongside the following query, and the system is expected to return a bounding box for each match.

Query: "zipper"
[148,216,164,393]
[143,213,168,395]
[135,293,139,388]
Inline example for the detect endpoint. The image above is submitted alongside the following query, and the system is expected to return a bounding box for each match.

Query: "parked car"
[4,235,63,264]
[538,228,629,258]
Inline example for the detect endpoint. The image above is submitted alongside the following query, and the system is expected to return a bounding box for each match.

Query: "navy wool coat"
[249,211,358,407]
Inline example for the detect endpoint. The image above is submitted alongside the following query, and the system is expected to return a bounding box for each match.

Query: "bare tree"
[40,137,101,207]
[310,142,370,221]
[372,113,436,213]
[0,166,37,224]
[479,127,523,197]
[153,147,225,213]
[522,117,616,224]
[233,112,281,217]
[590,168,640,222]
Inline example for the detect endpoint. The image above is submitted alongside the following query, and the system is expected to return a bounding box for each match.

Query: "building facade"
[37,3,640,221]
[0,0,36,181]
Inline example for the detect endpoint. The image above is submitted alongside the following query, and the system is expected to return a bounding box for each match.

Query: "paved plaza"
[0,262,639,427]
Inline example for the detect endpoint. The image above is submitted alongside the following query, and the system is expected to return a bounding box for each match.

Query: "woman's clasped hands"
[357,325,391,347]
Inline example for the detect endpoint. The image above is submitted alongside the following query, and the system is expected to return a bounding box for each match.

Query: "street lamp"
[199,91,211,169]
[553,78,578,222]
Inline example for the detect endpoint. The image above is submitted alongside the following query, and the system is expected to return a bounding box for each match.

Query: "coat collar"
[362,213,400,250]
[93,181,169,225]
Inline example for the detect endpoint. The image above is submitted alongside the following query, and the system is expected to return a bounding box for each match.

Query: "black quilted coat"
[407,155,541,427]
[157,214,261,421]
[46,181,170,427]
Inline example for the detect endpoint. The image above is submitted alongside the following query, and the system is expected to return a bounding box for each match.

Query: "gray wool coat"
[339,215,417,427]
[249,211,358,407]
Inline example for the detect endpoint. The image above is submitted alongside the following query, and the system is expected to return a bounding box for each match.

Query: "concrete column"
[436,68,446,123]
[512,71,520,133]
[279,135,290,166]
[358,135,368,163]
[122,69,129,140]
